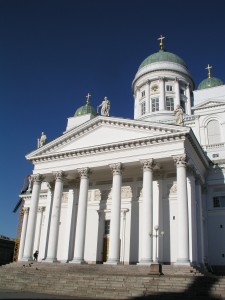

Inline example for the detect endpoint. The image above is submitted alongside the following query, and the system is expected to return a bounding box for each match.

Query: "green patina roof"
[74,104,97,117]
[197,77,223,90]
[139,49,187,70]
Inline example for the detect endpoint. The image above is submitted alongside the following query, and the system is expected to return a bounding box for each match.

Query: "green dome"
[197,77,223,90]
[74,104,97,117]
[139,49,187,69]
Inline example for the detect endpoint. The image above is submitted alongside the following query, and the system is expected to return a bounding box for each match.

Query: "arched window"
[207,120,222,144]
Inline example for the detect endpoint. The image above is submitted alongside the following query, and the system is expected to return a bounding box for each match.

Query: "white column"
[186,84,191,115]
[154,171,163,262]
[71,168,90,263]
[173,155,190,264]
[174,78,180,108]
[40,185,53,260]
[22,174,42,261]
[107,163,123,264]
[196,178,205,265]
[187,169,198,264]
[64,184,79,262]
[134,87,141,119]
[146,81,150,114]
[33,207,44,253]
[159,77,165,110]
[18,207,29,261]
[45,171,64,262]
[139,159,154,264]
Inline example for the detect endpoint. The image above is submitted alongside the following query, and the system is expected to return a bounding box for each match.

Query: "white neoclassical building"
[18,37,225,267]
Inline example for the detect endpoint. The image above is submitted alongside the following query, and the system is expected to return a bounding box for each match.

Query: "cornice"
[193,100,225,111]
[29,131,189,164]
[26,116,186,161]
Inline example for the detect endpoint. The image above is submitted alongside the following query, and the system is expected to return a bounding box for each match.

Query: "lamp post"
[149,225,164,275]
[154,225,159,263]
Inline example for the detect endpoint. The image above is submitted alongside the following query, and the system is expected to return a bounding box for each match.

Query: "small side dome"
[74,104,97,116]
[198,77,223,90]
[74,93,97,116]
[139,49,187,70]
[198,64,223,90]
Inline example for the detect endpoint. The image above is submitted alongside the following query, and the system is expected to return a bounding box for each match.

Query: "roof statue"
[38,132,47,148]
[98,96,110,117]
[174,105,184,126]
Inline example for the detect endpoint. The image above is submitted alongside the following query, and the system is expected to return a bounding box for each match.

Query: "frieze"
[28,118,188,163]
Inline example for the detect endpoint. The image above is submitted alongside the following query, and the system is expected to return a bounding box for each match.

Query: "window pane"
[166,97,174,111]
[151,98,159,112]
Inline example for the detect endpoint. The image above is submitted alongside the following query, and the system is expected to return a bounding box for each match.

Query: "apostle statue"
[174,105,184,126]
[38,132,47,148]
[98,96,110,116]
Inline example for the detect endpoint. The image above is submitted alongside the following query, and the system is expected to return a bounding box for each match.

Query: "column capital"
[140,159,155,171]
[38,206,45,213]
[109,163,123,175]
[30,173,44,183]
[53,170,65,181]
[173,154,187,167]
[77,167,90,179]
[23,207,29,214]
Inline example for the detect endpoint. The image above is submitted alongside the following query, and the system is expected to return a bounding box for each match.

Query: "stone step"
[0,262,224,299]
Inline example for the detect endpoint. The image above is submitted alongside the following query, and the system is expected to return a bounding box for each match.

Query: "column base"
[175,259,190,265]
[69,258,86,264]
[20,257,34,262]
[44,258,59,263]
[138,259,153,265]
[104,258,120,265]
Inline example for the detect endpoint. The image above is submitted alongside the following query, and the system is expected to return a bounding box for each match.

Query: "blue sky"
[1,0,225,238]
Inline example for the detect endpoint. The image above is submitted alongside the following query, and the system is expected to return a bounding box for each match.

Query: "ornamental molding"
[26,116,189,164]
[192,100,225,111]
[29,132,188,164]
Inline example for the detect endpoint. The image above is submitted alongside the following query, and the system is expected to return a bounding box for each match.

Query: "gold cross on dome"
[86,93,91,105]
[205,64,212,78]
[158,35,165,50]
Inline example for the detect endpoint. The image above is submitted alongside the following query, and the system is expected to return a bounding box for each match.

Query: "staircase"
[0,262,225,299]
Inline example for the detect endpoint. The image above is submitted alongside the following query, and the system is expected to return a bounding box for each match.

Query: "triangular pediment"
[193,99,225,110]
[26,116,189,160]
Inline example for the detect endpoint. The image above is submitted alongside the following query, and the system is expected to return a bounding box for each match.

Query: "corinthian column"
[106,163,123,264]
[71,168,90,263]
[45,171,64,262]
[22,174,43,261]
[18,207,29,261]
[173,154,190,264]
[139,159,154,264]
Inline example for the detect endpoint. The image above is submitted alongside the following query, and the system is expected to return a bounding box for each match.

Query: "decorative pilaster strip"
[140,159,155,171]
[109,163,123,175]
[173,154,187,167]
[77,167,90,179]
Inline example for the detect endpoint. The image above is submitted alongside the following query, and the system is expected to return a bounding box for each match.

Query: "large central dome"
[139,49,187,70]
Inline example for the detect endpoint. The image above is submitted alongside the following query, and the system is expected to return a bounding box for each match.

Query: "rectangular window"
[141,101,146,115]
[213,196,225,208]
[151,98,159,112]
[141,91,145,98]
[166,85,173,92]
[104,220,110,235]
[166,97,174,111]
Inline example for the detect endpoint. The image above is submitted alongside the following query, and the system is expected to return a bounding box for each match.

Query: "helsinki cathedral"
[18,36,225,268]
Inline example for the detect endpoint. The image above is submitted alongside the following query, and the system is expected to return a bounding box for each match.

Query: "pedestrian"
[33,250,39,261]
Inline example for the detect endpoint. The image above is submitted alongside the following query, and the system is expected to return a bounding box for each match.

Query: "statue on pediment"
[98,96,110,116]
[174,105,184,126]
[38,132,47,148]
